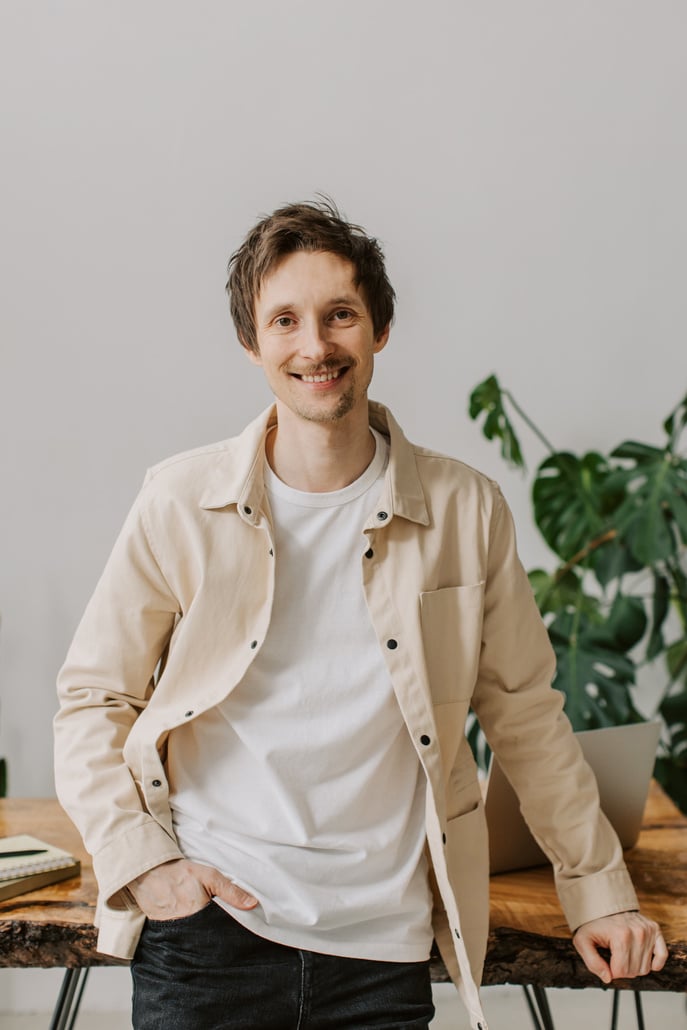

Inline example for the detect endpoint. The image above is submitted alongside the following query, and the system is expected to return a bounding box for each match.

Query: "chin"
[311,394,357,423]
[289,385,359,425]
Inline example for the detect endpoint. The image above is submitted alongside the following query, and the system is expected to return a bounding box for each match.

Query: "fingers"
[607,915,664,980]
[193,863,258,910]
[215,880,259,910]
[573,930,612,984]
[128,859,208,919]
[651,932,669,972]
[608,930,649,980]
[574,912,668,983]
[128,858,258,919]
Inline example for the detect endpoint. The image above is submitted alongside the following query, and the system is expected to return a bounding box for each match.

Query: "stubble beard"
[295,380,357,424]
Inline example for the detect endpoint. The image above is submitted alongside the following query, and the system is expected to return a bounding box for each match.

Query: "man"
[54,200,666,1030]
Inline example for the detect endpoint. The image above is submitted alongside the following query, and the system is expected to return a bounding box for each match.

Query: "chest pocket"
[420,583,485,704]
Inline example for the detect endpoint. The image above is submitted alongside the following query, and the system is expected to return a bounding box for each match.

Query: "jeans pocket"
[145,900,217,931]
[135,900,229,975]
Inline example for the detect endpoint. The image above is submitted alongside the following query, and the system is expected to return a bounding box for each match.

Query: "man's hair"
[226,197,395,353]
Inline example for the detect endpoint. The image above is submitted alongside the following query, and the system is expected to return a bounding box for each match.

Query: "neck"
[267,404,375,492]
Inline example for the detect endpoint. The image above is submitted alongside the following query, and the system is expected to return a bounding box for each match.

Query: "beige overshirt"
[54,402,638,1030]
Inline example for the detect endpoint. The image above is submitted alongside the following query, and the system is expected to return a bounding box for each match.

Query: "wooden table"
[477,780,687,994]
[1,783,686,1026]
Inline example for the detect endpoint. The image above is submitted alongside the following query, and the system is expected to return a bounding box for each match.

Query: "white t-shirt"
[167,430,432,961]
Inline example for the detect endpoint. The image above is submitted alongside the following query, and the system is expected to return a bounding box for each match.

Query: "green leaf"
[647,573,670,660]
[607,446,687,564]
[654,754,687,815]
[666,639,687,682]
[465,709,491,772]
[669,488,687,544]
[532,452,615,564]
[528,567,600,619]
[661,684,687,723]
[612,441,664,461]
[591,537,644,588]
[606,593,648,651]
[657,685,687,813]
[663,392,687,448]
[468,375,524,469]
[548,608,642,731]
[625,510,674,565]
[673,564,687,609]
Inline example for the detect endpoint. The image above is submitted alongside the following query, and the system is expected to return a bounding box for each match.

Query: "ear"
[243,340,262,366]
[373,323,390,354]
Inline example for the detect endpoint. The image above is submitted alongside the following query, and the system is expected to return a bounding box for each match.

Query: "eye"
[331,309,353,322]
[275,315,295,328]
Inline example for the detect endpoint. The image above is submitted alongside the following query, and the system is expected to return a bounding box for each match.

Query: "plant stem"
[666,557,687,633]
[502,389,557,454]
[553,529,618,582]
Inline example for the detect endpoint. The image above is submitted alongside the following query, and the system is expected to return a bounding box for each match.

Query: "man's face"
[248,250,389,427]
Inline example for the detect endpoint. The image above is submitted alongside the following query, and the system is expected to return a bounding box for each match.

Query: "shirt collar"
[368,401,429,526]
[198,401,429,527]
[197,405,276,524]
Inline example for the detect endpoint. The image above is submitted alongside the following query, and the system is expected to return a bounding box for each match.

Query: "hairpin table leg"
[48,967,90,1030]
[522,985,556,1030]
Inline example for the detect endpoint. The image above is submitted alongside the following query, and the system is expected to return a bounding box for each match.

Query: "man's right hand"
[127,859,258,921]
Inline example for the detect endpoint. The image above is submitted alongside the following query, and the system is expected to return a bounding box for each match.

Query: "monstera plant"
[468,375,687,813]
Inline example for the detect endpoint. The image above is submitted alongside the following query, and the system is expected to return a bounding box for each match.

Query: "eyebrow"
[262,294,363,323]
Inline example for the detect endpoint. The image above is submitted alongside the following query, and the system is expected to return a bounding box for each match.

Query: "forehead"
[256,250,363,310]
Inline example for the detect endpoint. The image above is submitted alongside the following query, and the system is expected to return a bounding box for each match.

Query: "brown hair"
[226,197,395,353]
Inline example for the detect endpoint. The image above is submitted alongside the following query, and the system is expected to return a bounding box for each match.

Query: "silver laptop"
[485,721,661,874]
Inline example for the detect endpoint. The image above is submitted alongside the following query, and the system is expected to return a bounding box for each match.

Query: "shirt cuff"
[557,868,639,933]
[93,818,185,909]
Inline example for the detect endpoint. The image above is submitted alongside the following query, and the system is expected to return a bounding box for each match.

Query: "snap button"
[269,548,274,556]
[243,505,252,515]
[386,638,398,649]
[442,833,447,844]
[250,640,258,649]
[364,548,374,559]
[184,710,194,718]
[420,734,431,746]
[152,779,162,788]
[376,511,388,521]
[454,928,461,940]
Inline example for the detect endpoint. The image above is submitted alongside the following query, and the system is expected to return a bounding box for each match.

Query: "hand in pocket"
[127,858,258,921]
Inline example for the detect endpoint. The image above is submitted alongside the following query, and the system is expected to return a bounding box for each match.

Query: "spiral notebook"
[0,834,80,900]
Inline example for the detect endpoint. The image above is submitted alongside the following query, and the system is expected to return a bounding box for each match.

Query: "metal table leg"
[522,985,556,1030]
[522,984,647,1030]
[610,989,645,1030]
[633,991,646,1030]
[49,967,90,1030]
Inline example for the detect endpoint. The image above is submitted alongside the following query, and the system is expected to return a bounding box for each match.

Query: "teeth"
[301,370,341,383]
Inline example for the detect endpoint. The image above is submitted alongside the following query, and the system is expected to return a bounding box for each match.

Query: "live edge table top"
[1,783,686,991]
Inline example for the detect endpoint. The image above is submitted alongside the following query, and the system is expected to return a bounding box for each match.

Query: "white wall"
[1,1,685,803]
[1,0,685,1018]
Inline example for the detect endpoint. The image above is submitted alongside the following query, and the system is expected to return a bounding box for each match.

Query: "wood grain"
[0,798,113,967]
[2,784,686,988]
[434,781,687,990]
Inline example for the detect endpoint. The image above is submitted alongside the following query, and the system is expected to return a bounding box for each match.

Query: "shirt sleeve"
[470,488,639,931]
[54,475,185,908]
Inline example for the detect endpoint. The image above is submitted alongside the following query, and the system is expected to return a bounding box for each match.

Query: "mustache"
[287,361,350,375]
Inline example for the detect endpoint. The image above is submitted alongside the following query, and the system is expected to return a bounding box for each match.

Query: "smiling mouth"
[290,366,349,383]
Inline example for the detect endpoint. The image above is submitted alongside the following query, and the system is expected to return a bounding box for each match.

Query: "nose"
[298,318,334,363]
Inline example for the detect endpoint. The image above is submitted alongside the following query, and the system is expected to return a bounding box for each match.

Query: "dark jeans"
[131,901,435,1029]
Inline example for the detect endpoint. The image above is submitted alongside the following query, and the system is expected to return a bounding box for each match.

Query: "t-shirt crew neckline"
[264,428,389,508]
